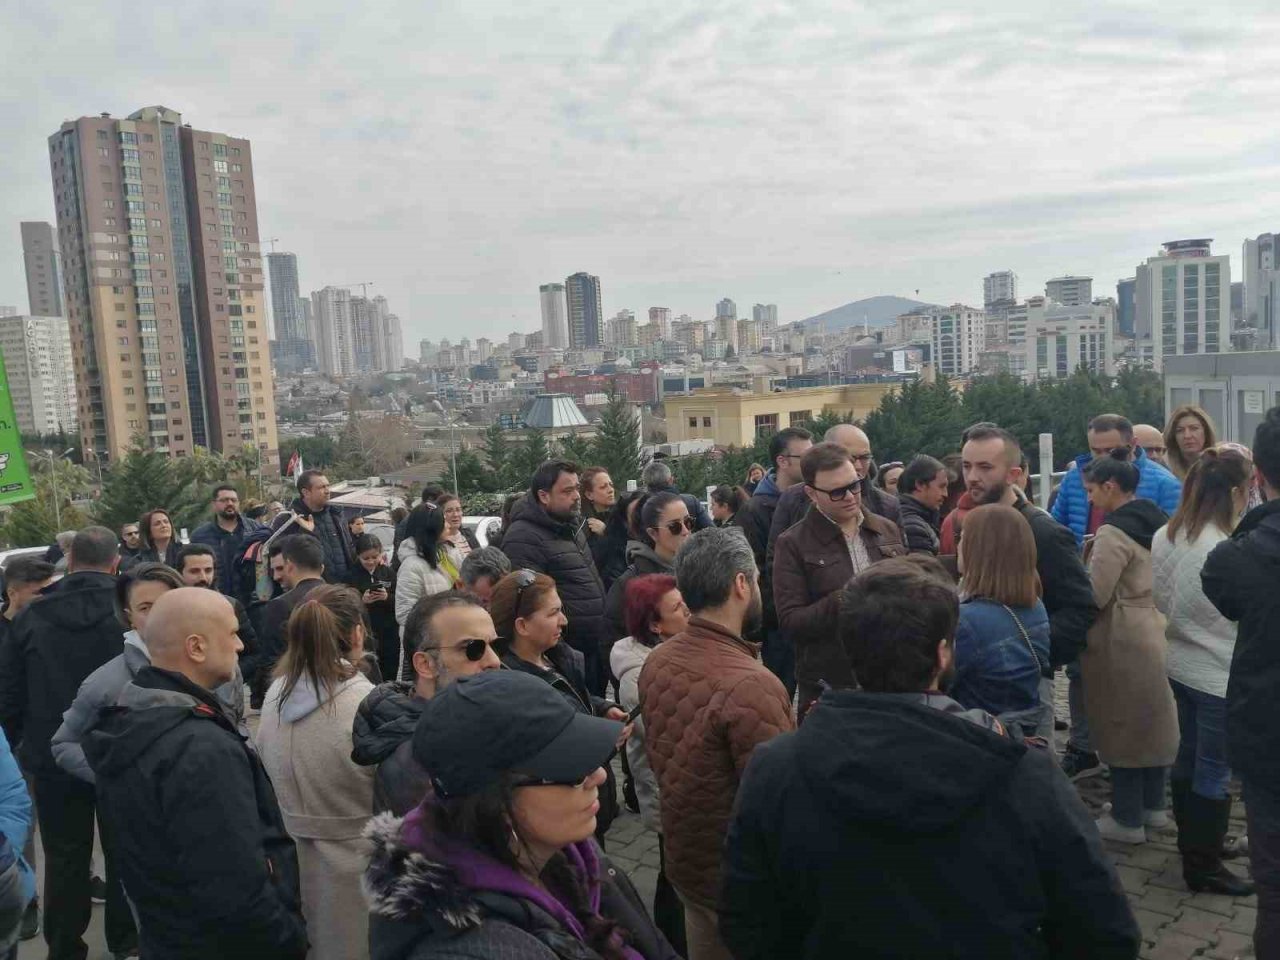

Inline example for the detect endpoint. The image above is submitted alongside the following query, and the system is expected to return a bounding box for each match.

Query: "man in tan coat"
[639,527,793,960]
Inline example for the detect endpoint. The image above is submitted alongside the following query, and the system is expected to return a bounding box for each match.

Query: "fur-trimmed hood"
[363,811,483,931]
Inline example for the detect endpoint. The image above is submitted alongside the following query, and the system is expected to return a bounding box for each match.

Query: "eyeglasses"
[809,479,863,501]
[851,453,874,464]
[660,516,696,536]
[513,568,537,617]
[1142,446,1166,455]
[418,637,495,662]
[511,747,618,789]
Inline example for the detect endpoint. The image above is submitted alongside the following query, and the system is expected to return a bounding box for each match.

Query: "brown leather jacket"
[773,506,907,688]
[637,617,793,907]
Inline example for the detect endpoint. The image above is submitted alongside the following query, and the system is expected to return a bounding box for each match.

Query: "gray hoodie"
[52,630,248,784]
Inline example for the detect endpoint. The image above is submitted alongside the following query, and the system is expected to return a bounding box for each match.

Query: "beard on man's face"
[974,480,1009,506]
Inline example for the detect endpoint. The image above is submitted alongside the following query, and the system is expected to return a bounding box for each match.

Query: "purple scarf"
[402,804,643,959]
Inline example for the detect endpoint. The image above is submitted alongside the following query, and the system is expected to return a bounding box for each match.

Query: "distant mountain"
[797,295,935,334]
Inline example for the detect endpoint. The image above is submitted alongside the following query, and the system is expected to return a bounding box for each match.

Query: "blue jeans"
[1066,659,1093,753]
[1170,679,1231,800]
[1111,766,1167,828]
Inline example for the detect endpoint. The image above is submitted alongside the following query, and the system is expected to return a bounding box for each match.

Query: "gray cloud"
[2,0,1280,343]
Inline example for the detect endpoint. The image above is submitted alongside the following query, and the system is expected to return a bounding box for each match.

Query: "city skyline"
[3,3,1280,343]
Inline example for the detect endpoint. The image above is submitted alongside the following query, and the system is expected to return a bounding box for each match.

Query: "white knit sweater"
[1151,522,1237,698]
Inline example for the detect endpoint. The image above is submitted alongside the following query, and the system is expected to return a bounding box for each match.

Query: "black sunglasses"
[419,637,494,662]
[512,568,537,617]
[511,746,618,789]
[658,516,696,536]
[809,479,863,502]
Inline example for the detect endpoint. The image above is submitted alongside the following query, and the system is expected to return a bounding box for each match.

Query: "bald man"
[82,589,308,960]
[1133,424,1168,467]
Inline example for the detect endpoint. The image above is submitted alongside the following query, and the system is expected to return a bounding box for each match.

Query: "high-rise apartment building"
[540,283,568,349]
[565,273,603,348]
[20,222,63,317]
[266,251,313,372]
[931,305,986,376]
[1243,232,1280,349]
[1116,277,1136,337]
[48,106,278,466]
[607,309,637,348]
[737,318,762,354]
[983,271,1017,309]
[349,296,376,372]
[716,298,737,321]
[1134,239,1229,369]
[311,286,354,376]
[0,314,77,434]
[371,295,403,371]
[1045,275,1093,306]
[752,303,778,332]
[648,307,671,339]
[475,337,492,363]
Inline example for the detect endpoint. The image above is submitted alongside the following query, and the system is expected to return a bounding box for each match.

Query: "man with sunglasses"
[352,593,500,816]
[773,442,907,721]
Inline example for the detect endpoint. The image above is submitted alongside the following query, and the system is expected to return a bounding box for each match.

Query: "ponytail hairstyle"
[405,501,446,569]
[274,584,365,710]
[1165,445,1252,544]
[1082,448,1140,493]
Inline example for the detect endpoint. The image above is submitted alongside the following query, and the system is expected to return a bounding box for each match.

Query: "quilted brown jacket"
[637,617,793,907]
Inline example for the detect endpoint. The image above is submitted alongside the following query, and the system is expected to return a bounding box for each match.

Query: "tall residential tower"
[565,273,603,349]
[47,105,278,467]
[20,221,63,317]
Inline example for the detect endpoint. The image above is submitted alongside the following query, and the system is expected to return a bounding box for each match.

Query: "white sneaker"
[1097,811,1147,844]
[1144,809,1170,829]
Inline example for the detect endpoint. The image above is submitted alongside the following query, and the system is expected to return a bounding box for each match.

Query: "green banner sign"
[0,351,35,507]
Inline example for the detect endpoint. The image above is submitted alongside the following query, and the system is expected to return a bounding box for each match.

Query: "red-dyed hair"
[624,573,679,648]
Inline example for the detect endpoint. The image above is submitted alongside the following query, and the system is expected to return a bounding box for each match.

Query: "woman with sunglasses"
[255,585,375,960]
[490,571,630,842]
[602,493,692,660]
[366,669,678,960]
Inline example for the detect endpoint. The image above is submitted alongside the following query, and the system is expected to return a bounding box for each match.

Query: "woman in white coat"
[255,585,375,960]
[1152,446,1255,896]
[394,502,461,679]
[609,572,690,957]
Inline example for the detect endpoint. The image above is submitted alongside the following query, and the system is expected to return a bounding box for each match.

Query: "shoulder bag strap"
[1001,603,1047,674]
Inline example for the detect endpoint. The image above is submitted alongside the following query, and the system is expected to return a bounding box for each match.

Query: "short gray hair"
[673,527,756,613]
[459,546,511,588]
[642,460,673,488]
[70,526,120,571]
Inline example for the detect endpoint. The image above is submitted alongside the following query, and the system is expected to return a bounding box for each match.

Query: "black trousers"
[1245,780,1280,960]
[655,835,687,957]
[32,775,135,960]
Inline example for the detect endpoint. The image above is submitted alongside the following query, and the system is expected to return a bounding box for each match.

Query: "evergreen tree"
[593,394,641,488]
[95,439,201,531]
[558,433,596,468]
[452,447,492,495]
[482,422,515,489]
[508,430,551,489]
[1,457,92,546]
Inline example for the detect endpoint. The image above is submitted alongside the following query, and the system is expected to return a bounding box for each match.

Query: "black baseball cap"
[413,670,622,799]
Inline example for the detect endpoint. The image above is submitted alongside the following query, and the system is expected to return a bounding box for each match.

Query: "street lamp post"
[430,401,459,493]
[34,448,75,529]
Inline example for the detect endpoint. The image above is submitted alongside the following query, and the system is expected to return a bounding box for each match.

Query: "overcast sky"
[3,1,1280,347]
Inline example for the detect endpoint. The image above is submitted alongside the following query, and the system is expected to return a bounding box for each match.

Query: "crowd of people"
[0,399,1274,958]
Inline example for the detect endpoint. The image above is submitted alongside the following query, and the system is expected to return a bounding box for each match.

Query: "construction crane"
[335,281,376,299]
[263,237,281,254]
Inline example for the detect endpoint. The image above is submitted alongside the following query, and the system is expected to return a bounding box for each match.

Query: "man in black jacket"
[720,559,1138,960]
[642,460,713,530]
[960,425,1098,776]
[1203,404,1280,956]
[254,535,327,707]
[0,526,137,960]
[176,543,263,701]
[500,460,609,695]
[83,587,308,959]
[896,454,949,554]
[189,483,262,603]
[352,593,500,815]
[272,470,355,583]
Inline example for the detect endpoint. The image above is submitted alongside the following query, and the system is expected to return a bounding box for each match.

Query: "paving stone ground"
[604,672,1260,960]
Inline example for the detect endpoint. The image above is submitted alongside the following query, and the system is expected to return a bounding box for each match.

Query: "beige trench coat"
[256,673,376,960]
[1081,524,1179,769]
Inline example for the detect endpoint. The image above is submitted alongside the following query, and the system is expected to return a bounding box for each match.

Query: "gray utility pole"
[32,448,75,528]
